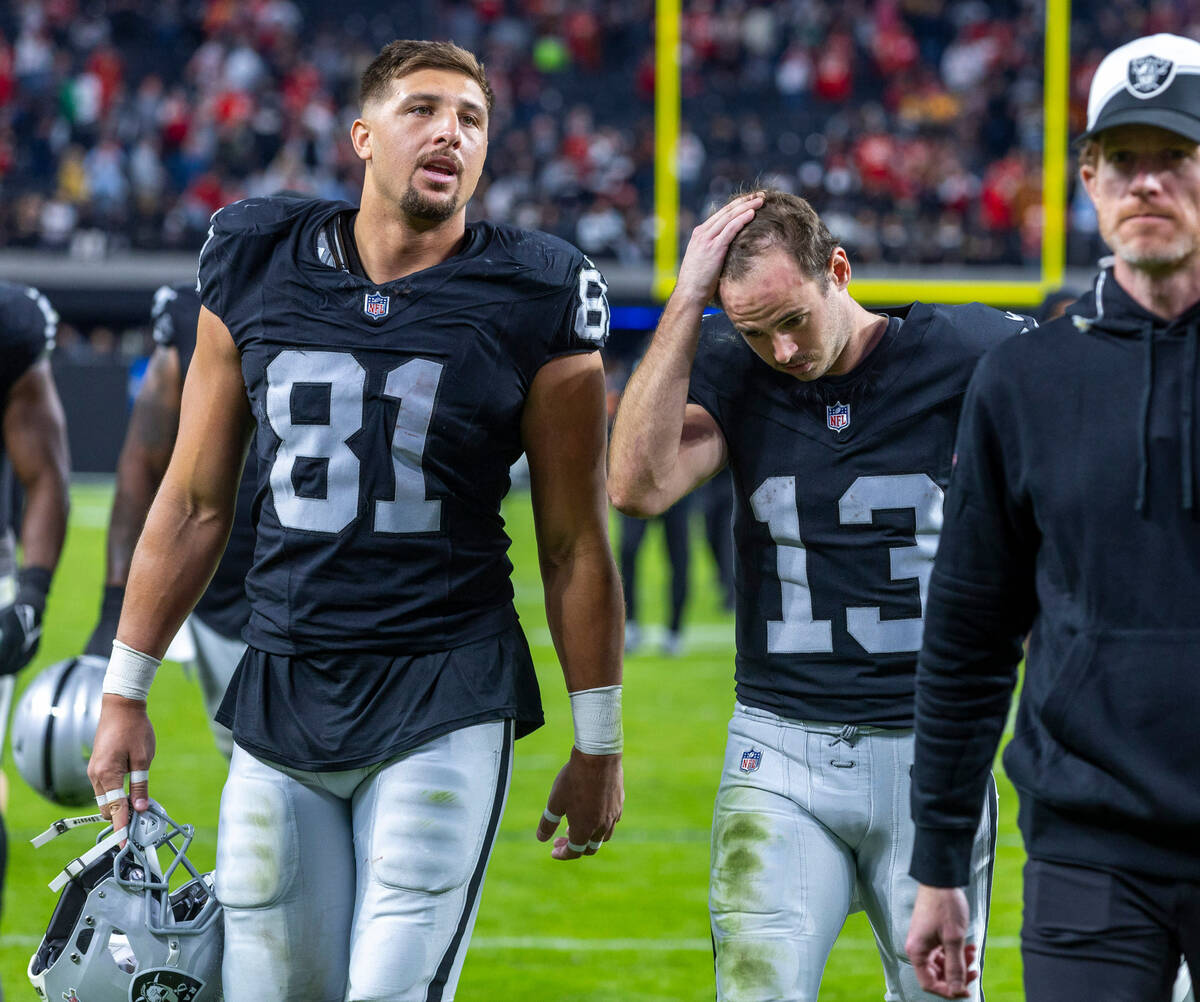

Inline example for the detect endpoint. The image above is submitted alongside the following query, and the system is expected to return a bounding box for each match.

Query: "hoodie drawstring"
[1182,322,1197,512]
[1137,324,1155,514]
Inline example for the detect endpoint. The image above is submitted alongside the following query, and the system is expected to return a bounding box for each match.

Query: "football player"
[609,188,1033,1001]
[83,283,254,759]
[0,281,69,962]
[907,33,1200,1002]
[87,40,623,1002]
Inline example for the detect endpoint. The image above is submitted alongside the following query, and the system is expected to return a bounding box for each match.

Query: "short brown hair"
[359,40,494,114]
[1078,138,1100,170]
[721,189,840,288]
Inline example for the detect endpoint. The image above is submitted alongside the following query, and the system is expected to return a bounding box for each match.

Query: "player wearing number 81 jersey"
[86,40,624,1002]
[609,189,1033,1001]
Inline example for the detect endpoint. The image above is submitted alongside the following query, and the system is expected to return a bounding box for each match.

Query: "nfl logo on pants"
[740,748,762,773]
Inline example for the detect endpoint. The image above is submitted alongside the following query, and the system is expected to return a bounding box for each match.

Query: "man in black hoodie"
[906,33,1200,1002]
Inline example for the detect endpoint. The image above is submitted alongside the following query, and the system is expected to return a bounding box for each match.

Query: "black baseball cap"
[1081,33,1200,144]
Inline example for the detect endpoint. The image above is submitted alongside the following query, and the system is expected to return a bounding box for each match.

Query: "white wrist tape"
[102,640,161,702]
[570,684,623,755]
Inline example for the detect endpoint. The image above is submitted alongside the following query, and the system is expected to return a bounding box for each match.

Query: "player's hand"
[0,600,42,675]
[906,884,977,998]
[535,747,623,860]
[672,191,764,306]
[87,693,156,842]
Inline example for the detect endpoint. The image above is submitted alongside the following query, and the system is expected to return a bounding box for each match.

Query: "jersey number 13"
[750,473,944,655]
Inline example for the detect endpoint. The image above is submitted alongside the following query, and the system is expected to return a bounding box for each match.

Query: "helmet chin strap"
[47,824,126,893]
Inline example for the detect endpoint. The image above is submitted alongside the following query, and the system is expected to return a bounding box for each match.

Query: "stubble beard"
[1107,212,1198,276]
[400,182,460,223]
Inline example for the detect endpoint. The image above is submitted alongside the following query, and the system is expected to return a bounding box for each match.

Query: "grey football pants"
[216,719,514,1002]
[185,614,245,760]
[711,702,997,1001]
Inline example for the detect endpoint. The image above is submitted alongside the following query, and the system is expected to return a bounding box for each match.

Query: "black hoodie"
[910,269,1200,888]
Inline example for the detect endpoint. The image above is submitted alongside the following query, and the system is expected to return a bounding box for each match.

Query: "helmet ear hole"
[106,931,138,974]
[73,927,93,955]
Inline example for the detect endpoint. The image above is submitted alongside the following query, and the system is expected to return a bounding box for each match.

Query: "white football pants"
[216,718,514,1002]
[711,703,996,1002]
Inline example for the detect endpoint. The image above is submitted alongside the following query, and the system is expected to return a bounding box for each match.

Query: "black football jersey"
[151,283,256,639]
[688,303,1032,726]
[198,196,609,657]
[0,282,57,539]
[0,281,56,417]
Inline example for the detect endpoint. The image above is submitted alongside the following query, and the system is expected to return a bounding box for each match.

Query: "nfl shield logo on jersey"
[363,291,390,320]
[739,748,763,773]
[826,402,850,433]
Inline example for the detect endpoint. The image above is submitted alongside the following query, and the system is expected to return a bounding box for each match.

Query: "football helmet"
[28,800,223,1002]
[12,655,107,805]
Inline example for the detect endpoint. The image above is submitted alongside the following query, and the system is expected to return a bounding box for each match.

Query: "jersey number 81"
[265,349,443,535]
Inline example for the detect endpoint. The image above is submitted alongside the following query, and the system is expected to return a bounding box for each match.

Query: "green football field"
[0,481,1027,1000]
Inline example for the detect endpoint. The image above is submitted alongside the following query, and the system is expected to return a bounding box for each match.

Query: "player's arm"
[0,357,70,675]
[607,192,762,517]
[523,351,625,861]
[88,305,251,833]
[906,359,1034,998]
[83,345,182,657]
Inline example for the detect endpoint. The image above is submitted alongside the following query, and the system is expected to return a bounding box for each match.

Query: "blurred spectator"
[0,0,1185,266]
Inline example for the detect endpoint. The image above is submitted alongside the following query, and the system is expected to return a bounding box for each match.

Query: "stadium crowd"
[0,0,1196,268]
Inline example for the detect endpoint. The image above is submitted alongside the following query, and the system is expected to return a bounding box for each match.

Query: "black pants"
[619,497,689,632]
[1022,857,1200,1002]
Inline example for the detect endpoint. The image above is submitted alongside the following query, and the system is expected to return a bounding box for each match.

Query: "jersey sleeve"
[687,313,736,434]
[151,283,202,376]
[196,196,309,326]
[909,348,1036,887]
[0,284,57,403]
[545,253,611,358]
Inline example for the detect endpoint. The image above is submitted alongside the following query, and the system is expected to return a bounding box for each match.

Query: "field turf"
[0,481,1026,1000]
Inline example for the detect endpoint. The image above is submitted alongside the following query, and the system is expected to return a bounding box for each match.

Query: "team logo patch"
[826,401,850,433]
[129,968,205,1002]
[1127,54,1174,97]
[739,748,763,773]
[63,991,81,1002]
[363,291,390,319]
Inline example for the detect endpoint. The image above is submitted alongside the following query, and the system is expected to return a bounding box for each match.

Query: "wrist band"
[102,640,161,702]
[570,684,623,756]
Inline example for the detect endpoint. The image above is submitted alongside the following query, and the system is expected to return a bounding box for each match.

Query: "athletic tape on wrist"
[569,684,623,756]
[102,640,161,702]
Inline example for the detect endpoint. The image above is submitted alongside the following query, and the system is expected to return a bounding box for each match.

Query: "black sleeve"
[686,314,735,434]
[909,351,1037,887]
[545,254,610,358]
[0,286,56,403]
[151,284,201,375]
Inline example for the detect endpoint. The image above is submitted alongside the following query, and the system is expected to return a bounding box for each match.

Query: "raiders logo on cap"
[1081,33,1200,145]
[1127,54,1175,97]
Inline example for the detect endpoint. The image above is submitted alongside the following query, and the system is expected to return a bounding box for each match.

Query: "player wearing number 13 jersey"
[88,40,624,1002]
[610,189,1033,1002]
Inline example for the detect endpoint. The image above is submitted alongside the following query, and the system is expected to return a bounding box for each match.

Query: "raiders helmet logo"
[130,969,205,1002]
[1127,54,1175,97]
